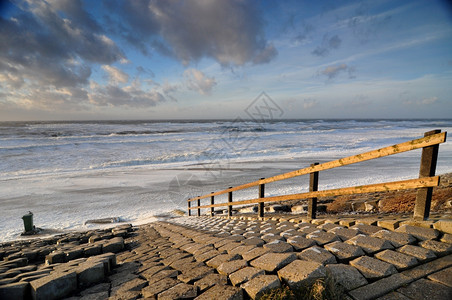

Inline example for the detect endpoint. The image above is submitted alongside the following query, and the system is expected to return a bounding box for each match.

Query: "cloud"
[102,65,129,84]
[312,34,342,57]
[402,96,439,106]
[320,64,355,79]
[184,69,217,95]
[303,98,317,109]
[111,0,277,66]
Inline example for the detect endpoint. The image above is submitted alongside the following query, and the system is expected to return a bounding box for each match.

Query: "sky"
[0,0,451,121]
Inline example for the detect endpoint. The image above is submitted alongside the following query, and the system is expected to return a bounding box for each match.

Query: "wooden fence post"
[197,197,201,216]
[228,187,233,217]
[308,162,319,220]
[258,178,265,218]
[413,130,441,220]
[210,192,215,216]
[188,200,191,216]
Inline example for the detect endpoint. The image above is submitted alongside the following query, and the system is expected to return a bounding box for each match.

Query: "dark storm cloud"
[109,0,277,66]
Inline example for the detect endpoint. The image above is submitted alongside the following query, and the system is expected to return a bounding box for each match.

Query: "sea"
[1,119,451,242]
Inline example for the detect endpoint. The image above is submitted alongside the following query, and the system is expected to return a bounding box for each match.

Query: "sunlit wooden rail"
[187,130,447,221]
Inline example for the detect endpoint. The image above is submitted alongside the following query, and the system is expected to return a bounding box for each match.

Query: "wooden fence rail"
[187,130,447,221]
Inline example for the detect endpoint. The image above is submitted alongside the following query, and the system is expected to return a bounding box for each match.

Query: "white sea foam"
[0,119,451,242]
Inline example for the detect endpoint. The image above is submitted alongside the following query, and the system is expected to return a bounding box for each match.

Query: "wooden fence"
[187,130,447,221]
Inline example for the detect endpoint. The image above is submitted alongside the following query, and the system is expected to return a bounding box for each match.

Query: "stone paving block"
[318,223,342,231]
[372,230,417,248]
[206,254,240,269]
[346,235,394,254]
[0,282,29,300]
[195,249,221,262]
[261,233,285,243]
[170,257,197,270]
[158,282,197,300]
[229,266,265,286]
[397,245,437,262]
[277,260,326,290]
[139,264,169,279]
[194,284,243,300]
[75,262,105,288]
[142,277,178,298]
[397,278,452,300]
[45,252,66,265]
[286,236,316,251]
[241,237,265,247]
[178,265,214,283]
[441,233,452,244]
[433,220,452,234]
[297,246,337,265]
[378,220,402,231]
[250,253,297,272]
[324,241,365,262]
[401,254,452,280]
[350,256,397,280]
[375,250,419,271]
[348,273,413,300]
[375,291,411,300]
[194,273,228,292]
[193,245,215,256]
[418,239,452,256]
[395,225,439,241]
[102,237,124,254]
[162,252,192,266]
[30,271,77,300]
[227,234,246,242]
[262,240,293,253]
[111,277,147,295]
[147,269,179,285]
[306,231,340,245]
[427,266,452,287]
[351,224,382,235]
[229,245,256,256]
[241,248,270,262]
[217,259,248,276]
[218,242,242,254]
[328,227,359,241]
[339,219,356,227]
[325,264,367,291]
[242,275,281,300]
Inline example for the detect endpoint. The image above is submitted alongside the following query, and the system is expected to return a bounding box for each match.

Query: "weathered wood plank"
[189,176,439,210]
[188,132,446,202]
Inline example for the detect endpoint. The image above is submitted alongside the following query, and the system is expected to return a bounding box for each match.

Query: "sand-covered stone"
[250,253,296,272]
[277,260,326,290]
[350,256,397,279]
[229,267,265,286]
[427,266,452,287]
[242,275,281,300]
[325,264,367,291]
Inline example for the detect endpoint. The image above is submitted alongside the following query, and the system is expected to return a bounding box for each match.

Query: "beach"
[1,119,452,242]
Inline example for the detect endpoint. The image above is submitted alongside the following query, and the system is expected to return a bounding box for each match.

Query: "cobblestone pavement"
[1,215,451,299]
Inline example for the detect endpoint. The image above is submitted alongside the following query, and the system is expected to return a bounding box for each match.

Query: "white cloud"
[184,69,217,95]
[101,65,129,84]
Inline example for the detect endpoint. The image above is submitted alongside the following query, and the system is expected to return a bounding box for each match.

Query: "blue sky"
[0,0,451,121]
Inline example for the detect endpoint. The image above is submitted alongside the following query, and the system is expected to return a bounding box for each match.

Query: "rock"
[372,230,417,248]
[75,262,105,288]
[217,260,248,276]
[397,278,452,300]
[142,277,178,298]
[194,273,227,292]
[346,235,394,254]
[102,237,124,253]
[286,236,316,251]
[397,245,437,262]
[297,246,337,265]
[433,220,452,234]
[418,240,452,256]
[375,250,419,271]
[395,225,439,241]
[324,241,365,262]
[262,240,294,253]
[427,266,452,287]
